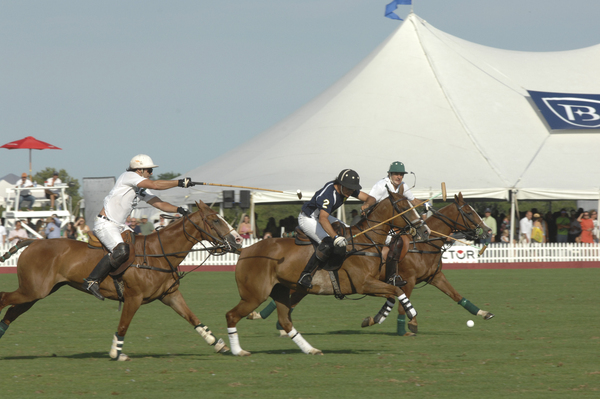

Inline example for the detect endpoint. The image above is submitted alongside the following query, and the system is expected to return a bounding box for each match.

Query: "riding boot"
[297,253,321,289]
[83,254,112,301]
[385,236,407,288]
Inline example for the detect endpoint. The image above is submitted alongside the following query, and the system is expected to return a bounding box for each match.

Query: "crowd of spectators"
[479,207,599,245]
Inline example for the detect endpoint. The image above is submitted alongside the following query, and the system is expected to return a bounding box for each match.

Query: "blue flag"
[385,0,411,20]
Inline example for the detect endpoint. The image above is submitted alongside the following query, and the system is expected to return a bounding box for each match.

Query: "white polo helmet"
[129,154,158,170]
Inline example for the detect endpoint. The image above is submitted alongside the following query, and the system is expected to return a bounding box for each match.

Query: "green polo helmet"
[388,161,406,174]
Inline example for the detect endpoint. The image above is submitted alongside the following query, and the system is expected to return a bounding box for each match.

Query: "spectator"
[64,222,77,239]
[264,217,279,238]
[75,217,90,242]
[130,217,141,234]
[139,215,154,235]
[519,211,533,243]
[555,209,570,243]
[25,218,36,238]
[568,210,582,243]
[8,220,28,245]
[16,172,36,211]
[498,214,510,240]
[578,211,594,244]
[262,231,273,239]
[545,211,557,242]
[237,214,253,239]
[45,216,61,239]
[349,209,361,226]
[0,218,6,245]
[500,229,510,243]
[154,215,169,230]
[482,208,497,243]
[44,171,62,210]
[591,210,599,244]
[531,213,545,243]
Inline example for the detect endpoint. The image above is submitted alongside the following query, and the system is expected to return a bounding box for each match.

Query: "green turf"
[1,269,599,398]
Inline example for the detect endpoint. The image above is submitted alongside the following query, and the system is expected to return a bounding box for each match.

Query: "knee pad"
[316,237,334,261]
[110,243,130,268]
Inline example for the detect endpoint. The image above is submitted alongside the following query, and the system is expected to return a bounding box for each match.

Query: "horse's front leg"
[430,271,495,320]
[160,289,228,353]
[109,294,143,361]
[270,284,322,355]
[359,278,417,321]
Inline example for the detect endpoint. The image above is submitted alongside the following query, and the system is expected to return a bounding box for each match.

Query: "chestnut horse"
[361,193,495,335]
[0,201,242,360]
[225,189,429,356]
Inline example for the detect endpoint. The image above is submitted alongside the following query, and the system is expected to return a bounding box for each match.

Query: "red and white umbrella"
[1,136,62,179]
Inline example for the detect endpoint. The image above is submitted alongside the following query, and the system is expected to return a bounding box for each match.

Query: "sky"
[1,0,599,184]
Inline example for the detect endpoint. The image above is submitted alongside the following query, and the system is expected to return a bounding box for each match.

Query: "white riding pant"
[298,211,346,244]
[93,217,127,252]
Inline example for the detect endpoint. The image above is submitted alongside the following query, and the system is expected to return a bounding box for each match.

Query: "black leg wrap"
[373,298,395,324]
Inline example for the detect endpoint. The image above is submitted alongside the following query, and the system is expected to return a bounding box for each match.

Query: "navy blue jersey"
[301,181,360,217]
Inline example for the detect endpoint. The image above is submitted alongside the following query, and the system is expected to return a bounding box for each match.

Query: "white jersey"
[102,171,157,226]
[45,177,63,193]
[369,177,415,203]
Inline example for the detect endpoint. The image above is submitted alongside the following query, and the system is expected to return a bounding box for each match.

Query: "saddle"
[294,224,347,272]
[87,230,137,276]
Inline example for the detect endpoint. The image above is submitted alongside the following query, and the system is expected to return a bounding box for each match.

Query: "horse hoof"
[361,317,375,328]
[484,312,495,320]
[116,353,130,361]
[236,350,252,357]
[403,332,416,337]
[309,348,323,355]
[408,324,418,334]
[246,311,262,320]
[214,338,229,353]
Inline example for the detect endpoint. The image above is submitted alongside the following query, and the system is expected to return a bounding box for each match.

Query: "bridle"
[429,199,486,240]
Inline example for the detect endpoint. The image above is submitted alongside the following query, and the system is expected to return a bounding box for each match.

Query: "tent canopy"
[162,13,600,205]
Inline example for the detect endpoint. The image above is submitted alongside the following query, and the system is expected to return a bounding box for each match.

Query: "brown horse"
[361,192,495,335]
[225,189,429,356]
[0,201,242,360]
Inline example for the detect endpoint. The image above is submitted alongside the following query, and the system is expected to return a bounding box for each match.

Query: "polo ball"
[467,320,474,328]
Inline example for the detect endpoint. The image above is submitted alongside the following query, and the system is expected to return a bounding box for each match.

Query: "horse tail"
[0,239,36,263]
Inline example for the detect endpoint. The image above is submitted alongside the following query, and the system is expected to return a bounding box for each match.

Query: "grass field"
[1,268,599,398]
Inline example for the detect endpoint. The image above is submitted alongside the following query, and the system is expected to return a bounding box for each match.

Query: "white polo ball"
[467,320,474,328]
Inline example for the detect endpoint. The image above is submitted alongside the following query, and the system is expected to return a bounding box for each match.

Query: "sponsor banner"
[528,90,600,130]
[442,245,477,263]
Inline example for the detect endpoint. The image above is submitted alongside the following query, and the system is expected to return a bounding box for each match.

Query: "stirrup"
[387,274,407,288]
[83,279,105,301]
[297,273,313,289]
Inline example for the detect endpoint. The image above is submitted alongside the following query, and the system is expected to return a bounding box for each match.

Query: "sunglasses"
[146,168,153,174]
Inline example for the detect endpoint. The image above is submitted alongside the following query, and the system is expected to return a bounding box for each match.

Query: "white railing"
[0,240,598,270]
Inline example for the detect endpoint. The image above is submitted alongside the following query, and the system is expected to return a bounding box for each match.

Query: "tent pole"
[510,189,517,243]
[249,192,256,238]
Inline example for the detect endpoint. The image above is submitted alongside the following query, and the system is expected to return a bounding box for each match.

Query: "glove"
[177,206,190,216]
[178,178,194,188]
[333,235,348,248]
[424,202,432,211]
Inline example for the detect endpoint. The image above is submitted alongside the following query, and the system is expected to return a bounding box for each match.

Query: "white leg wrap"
[109,333,124,359]
[227,327,243,356]
[195,323,216,345]
[398,294,417,320]
[288,328,315,354]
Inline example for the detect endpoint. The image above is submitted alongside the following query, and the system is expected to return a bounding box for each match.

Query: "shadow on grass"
[302,329,459,337]
[1,352,213,361]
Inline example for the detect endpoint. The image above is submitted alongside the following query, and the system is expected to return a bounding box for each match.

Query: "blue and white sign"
[528,90,600,130]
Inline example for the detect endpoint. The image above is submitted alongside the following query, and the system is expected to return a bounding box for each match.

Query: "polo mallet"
[429,230,487,256]
[191,182,303,199]
[352,191,443,239]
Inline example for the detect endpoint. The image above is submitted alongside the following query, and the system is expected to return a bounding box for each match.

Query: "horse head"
[451,193,492,241]
[190,201,243,251]
[357,186,429,243]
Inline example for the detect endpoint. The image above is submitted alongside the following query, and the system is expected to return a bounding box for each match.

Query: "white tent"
[162,13,600,206]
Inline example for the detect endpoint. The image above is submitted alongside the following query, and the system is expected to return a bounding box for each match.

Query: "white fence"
[0,239,598,270]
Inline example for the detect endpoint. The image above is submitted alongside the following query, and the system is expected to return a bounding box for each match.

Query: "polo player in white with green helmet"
[83,154,195,301]
[369,161,429,285]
